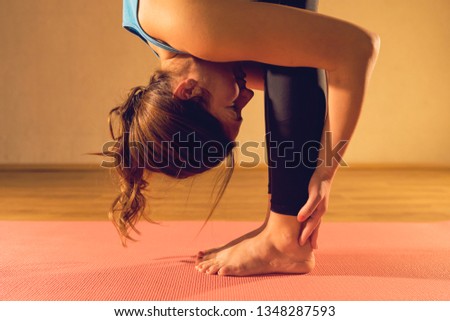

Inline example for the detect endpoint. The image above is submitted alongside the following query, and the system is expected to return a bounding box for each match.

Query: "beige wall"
[0,0,449,166]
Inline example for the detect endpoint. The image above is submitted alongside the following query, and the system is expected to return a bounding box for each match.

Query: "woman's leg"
[263,0,327,216]
[196,0,327,276]
[266,64,327,215]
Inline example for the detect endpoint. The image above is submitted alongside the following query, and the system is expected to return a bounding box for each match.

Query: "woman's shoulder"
[137,0,192,57]
[139,0,271,60]
[138,0,210,43]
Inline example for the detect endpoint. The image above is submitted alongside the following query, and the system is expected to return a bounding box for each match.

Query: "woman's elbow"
[329,31,380,85]
[359,31,381,63]
[333,29,380,72]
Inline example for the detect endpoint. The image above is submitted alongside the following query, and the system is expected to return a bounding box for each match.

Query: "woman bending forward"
[109,0,380,276]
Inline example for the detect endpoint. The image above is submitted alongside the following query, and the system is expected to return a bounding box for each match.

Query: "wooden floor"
[0,167,449,222]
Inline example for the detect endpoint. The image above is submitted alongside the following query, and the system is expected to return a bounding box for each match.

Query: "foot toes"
[218,266,234,276]
[196,260,215,273]
[196,249,218,262]
[206,264,221,275]
[195,262,207,272]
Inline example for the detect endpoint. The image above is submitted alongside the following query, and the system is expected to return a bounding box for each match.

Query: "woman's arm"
[315,51,379,179]
[145,0,378,70]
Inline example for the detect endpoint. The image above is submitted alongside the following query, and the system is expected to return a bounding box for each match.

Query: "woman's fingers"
[297,170,330,247]
[310,219,321,249]
[299,210,322,246]
[297,193,321,222]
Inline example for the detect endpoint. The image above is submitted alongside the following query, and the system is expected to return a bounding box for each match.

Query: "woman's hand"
[297,169,333,249]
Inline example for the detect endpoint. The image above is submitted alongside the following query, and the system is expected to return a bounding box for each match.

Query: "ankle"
[265,211,302,248]
[266,211,301,232]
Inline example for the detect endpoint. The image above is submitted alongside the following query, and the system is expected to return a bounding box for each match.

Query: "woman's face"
[188,60,255,140]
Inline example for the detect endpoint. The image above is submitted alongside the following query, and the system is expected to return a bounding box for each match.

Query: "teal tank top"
[122,0,187,58]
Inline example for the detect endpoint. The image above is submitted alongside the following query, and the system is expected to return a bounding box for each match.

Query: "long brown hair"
[104,69,236,245]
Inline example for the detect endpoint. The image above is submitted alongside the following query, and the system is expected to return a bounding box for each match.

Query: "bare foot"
[196,223,266,264]
[195,212,315,276]
[196,195,272,264]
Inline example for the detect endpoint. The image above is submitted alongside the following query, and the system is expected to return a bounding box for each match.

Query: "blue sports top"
[122,0,187,58]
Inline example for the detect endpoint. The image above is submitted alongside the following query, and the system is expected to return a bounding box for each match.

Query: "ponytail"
[108,86,150,245]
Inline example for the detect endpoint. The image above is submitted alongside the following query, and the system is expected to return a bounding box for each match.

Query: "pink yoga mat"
[1,221,449,300]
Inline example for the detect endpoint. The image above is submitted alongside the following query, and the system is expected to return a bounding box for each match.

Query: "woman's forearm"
[316,35,380,180]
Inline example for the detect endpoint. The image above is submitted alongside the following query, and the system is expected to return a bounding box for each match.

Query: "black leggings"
[259,0,327,215]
